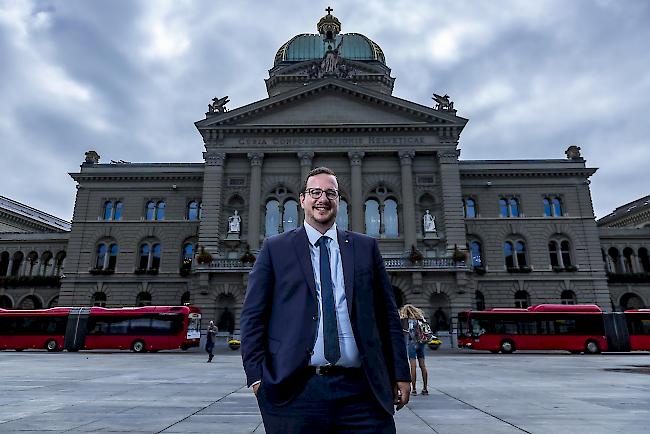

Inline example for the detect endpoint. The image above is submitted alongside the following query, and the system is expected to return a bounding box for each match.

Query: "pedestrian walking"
[400,304,429,395]
[206,320,217,363]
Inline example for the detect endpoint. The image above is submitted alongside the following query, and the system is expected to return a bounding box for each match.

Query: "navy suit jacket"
[240,226,410,414]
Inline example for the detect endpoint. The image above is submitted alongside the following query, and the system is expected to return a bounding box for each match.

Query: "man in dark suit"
[241,167,411,433]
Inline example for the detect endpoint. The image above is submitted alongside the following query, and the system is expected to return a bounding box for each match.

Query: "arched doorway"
[620,293,645,310]
[429,293,450,332]
[18,295,42,309]
[215,293,237,337]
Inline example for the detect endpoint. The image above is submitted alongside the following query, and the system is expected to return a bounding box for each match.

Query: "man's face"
[300,173,339,231]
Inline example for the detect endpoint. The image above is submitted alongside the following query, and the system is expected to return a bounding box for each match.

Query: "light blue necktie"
[316,236,340,365]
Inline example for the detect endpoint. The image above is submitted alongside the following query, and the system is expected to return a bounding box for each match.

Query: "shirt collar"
[303,221,338,247]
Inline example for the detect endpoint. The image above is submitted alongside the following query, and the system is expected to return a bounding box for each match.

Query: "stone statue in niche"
[423,209,436,233]
[228,210,241,234]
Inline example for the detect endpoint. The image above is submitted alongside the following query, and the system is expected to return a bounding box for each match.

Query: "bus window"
[554,319,577,334]
[495,319,517,334]
[518,319,537,335]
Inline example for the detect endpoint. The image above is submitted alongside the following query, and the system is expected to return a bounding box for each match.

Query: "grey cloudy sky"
[1,0,648,221]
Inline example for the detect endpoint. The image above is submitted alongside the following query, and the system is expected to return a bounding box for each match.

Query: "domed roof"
[273,10,385,66]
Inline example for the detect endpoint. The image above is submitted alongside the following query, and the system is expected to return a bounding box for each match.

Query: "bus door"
[64,307,91,351]
[603,312,630,352]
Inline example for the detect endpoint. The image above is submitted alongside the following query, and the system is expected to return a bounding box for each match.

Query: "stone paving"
[1,345,649,433]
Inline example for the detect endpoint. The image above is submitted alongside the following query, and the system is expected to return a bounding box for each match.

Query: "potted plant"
[564,265,578,272]
[196,246,213,265]
[552,265,564,272]
[408,245,424,264]
[240,247,256,265]
[452,245,466,263]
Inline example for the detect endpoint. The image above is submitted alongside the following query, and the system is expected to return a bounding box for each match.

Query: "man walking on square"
[241,167,411,433]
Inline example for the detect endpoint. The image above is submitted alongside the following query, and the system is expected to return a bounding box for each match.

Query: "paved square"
[1,347,649,433]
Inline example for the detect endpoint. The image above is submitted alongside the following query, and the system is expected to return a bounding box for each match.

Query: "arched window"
[543,198,552,217]
[108,244,119,270]
[364,199,380,237]
[561,290,577,305]
[464,198,477,218]
[136,292,152,307]
[504,242,515,268]
[181,291,191,305]
[0,251,9,276]
[103,201,113,220]
[336,199,349,230]
[96,244,107,269]
[552,198,563,216]
[10,251,24,277]
[639,248,650,273]
[623,247,635,273]
[283,200,298,232]
[383,199,398,238]
[114,201,123,220]
[151,244,161,270]
[560,241,572,267]
[0,294,13,309]
[475,290,485,311]
[499,199,509,218]
[514,290,530,309]
[470,241,483,267]
[92,292,107,307]
[620,292,645,310]
[18,295,42,310]
[145,201,156,221]
[187,201,200,220]
[155,201,165,220]
[607,247,621,273]
[26,251,38,276]
[499,197,521,217]
[515,241,527,267]
[54,251,66,276]
[181,243,194,270]
[549,241,559,267]
[509,198,520,217]
[265,200,280,236]
[139,244,150,270]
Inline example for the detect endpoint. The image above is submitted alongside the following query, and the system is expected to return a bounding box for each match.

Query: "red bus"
[0,305,201,352]
[625,309,650,351]
[457,304,608,354]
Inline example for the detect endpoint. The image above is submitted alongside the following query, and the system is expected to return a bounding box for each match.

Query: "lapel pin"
[345,239,349,243]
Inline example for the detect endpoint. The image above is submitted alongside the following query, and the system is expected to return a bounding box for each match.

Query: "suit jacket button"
[312,315,317,321]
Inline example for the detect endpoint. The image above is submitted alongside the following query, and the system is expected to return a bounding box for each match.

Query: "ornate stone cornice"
[347,151,365,166]
[297,151,315,167]
[203,152,226,167]
[247,152,265,167]
[398,150,415,165]
[438,150,460,163]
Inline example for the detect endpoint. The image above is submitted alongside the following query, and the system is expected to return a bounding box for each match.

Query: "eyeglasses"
[303,188,339,200]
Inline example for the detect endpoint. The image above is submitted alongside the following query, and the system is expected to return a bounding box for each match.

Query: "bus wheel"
[45,339,59,352]
[584,340,600,354]
[500,340,515,354]
[180,345,189,351]
[131,340,146,353]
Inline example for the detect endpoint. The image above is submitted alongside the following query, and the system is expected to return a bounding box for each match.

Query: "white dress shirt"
[303,221,361,368]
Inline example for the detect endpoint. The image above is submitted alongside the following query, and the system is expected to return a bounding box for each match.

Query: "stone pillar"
[247,153,264,251]
[6,258,13,276]
[399,150,416,251]
[348,152,365,233]
[297,152,314,225]
[198,151,226,256]
[438,149,467,252]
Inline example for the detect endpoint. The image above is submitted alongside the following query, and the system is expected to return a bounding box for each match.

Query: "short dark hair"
[301,167,338,194]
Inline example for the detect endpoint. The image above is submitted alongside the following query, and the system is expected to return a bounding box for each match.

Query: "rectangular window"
[228,177,246,187]
[416,175,435,185]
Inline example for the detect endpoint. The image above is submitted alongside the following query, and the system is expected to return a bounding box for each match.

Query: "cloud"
[0,0,648,221]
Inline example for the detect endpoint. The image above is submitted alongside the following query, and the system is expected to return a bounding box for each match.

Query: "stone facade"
[2,12,649,335]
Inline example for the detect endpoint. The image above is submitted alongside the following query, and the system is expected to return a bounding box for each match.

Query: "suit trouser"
[256,371,396,434]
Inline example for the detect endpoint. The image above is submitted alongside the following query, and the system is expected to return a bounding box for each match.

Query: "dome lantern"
[317,7,341,41]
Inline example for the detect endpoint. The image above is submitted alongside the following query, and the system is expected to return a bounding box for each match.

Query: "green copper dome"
[273,10,385,66]
[274,33,386,66]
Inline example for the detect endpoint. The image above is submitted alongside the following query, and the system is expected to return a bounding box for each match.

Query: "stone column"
[297,152,314,225]
[6,258,13,276]
[348,152,365,233]
[399,150,416,251]
[198,151,226,256]
[247,153,264,251]
[438,149,467,252]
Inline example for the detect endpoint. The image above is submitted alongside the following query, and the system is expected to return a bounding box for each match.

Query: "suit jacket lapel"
[337,229,355,314]
[292,227,317,300]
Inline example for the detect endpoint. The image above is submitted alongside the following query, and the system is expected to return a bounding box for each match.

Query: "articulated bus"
[0,305,201,352]
[457,305,650,354]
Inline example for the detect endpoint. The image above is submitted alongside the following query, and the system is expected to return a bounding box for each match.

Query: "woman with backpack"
[399,304,429,395]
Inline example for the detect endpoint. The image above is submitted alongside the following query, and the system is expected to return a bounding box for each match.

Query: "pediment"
[196,80,467,130]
